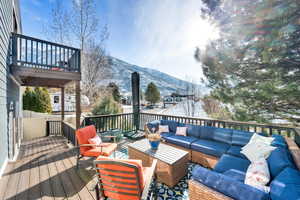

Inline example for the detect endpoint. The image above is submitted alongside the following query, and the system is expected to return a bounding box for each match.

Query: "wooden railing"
[46,120,76,145]
[139,113,297,138]
[62,121,77,145]
[10,33,80,72]
[83,113,135,133]
[46,120,61,136]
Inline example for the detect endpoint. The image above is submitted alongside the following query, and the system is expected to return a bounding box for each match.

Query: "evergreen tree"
[145,82,160,105]
[92,96,123,115]
[107,82,121,102]
[23,87,35,111]
[196,0,300,123]
[23,87,52,113]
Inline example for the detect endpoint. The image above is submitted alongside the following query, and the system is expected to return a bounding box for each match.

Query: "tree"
[107,82,121,103]
[23,87,52,113]
[145,82,160,105]
[92,96,123,115]
[196,0,300,124]
[201,95,231,120]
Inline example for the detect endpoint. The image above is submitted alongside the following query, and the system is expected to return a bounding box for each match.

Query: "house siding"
[0,0,21,171]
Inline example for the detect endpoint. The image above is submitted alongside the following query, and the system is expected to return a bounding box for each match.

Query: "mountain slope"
[99,57,207,95]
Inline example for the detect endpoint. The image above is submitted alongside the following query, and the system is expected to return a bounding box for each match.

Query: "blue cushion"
[160,132,174,140]
[186,124,202,138]
[267,147,296,179]
[160,120,178,132]
[200,126,216,140]
[164,135,198,149]
[271,134,288,148]
[223,169,246,182]
[192,165,270,200]
[214,154,250,173]
[191,139,230,157]
[270,167,300,200]
[213,128,232,144]
[226,145,246,159]
[231,130,253,146]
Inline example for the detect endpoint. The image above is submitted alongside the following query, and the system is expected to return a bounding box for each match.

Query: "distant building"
[163,94,195,108]
[50,92,90,112]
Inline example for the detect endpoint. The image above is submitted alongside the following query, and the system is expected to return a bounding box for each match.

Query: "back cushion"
[267,147,296,179]
[271,134,288,148]
[186,124,201,138]
[76,125,97,153]
[270,167,300,200]
[200,126,216,140]
[213,128,233,144]
[231,130,253,146]
[160,120,178,133]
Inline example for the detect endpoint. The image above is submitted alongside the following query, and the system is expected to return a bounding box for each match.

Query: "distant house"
[163,94,195,108]
[50,92,90,112]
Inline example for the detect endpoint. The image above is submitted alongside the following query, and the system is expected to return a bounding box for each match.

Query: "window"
[54,96,59,103]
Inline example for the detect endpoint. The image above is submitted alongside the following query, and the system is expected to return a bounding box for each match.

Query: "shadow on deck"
[0,136,97,200]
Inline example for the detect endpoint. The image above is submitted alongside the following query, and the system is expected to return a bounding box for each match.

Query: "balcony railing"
[82,112,300,145]
[10,33,80,72]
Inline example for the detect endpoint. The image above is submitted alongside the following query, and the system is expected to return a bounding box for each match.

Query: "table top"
[128,139,189,165]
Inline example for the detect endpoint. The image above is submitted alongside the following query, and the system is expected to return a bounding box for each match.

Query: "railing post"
[11,33,18,65]
[46,121,50,136]
[131,72,140,132]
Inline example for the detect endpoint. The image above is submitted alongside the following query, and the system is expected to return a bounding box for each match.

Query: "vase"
[149,140,160,150]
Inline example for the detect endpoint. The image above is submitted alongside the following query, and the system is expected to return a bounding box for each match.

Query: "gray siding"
[0,0,21,170]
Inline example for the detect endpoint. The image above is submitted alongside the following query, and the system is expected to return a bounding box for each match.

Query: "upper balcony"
[9,33,81,88]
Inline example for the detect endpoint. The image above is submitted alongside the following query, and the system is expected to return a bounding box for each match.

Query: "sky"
[20,0,219,82]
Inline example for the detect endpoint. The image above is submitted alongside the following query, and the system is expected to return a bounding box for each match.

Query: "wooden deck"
[0,136,98,200]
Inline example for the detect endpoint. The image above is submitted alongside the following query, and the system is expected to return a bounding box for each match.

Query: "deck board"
[0,136,97,200]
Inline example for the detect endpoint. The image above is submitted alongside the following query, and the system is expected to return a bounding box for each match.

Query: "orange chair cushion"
[83,143,117,157]
[76,125,97,154]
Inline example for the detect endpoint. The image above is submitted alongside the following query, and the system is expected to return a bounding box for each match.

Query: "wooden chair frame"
[93,159,158,200]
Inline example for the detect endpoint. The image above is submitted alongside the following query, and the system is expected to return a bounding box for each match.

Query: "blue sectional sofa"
[146,120,300,200]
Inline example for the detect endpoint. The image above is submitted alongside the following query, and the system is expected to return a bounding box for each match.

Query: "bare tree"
[45,1,71,45]
[181,78,200,117]
[201,95,232,120]
[82,39,111,103]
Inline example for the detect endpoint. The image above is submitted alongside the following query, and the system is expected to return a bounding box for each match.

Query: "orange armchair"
[76,125,118,168]
[94,156,157,200]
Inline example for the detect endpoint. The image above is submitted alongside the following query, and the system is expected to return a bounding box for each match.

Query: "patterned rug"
[113,141,196,200]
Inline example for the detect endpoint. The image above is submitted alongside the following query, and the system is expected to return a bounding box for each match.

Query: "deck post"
[61,87,65,135]
[131,72,140,132]
[75,81,81,132]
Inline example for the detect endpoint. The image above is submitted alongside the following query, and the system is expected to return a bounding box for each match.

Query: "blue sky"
[20,0,218,82]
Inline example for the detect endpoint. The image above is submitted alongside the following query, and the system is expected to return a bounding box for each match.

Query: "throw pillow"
[241,141,276,162]
[158,125,169,133]
[243,133,274,149]
[245,158,270,193]
[88,135,102,148]
[176,127,187,136]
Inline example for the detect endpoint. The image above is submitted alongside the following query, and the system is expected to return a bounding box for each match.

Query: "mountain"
[98,57,208,96]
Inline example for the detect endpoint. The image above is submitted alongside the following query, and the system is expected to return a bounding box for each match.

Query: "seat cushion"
[200,126,216,140]
[213,128,233,144]
[226,145,247,159]
[160,120,178,132]
[231,130,253,146]
[76,125,97,154]
[186,124,202,138]
[270,167,300,200]
[83,143,117,157]
[191,139,230,157]
[160,132,174,139]
[214,154,250,173]
[164,135,198,149]
[223,169,246,182]
[267,147,296,179]
[192,165,270,200]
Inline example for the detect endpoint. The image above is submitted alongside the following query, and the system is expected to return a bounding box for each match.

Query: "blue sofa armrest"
[191,165,270,200]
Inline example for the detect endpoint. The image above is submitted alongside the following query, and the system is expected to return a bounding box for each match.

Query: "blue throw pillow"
[186,124,201,138]
[213,128,233,144]
[267,147,296,179]
[160,120,178,133]
[200,126,216,140]
[270,167,300,200]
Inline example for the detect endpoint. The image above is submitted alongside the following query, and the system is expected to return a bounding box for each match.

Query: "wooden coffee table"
[128,139,189,187]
